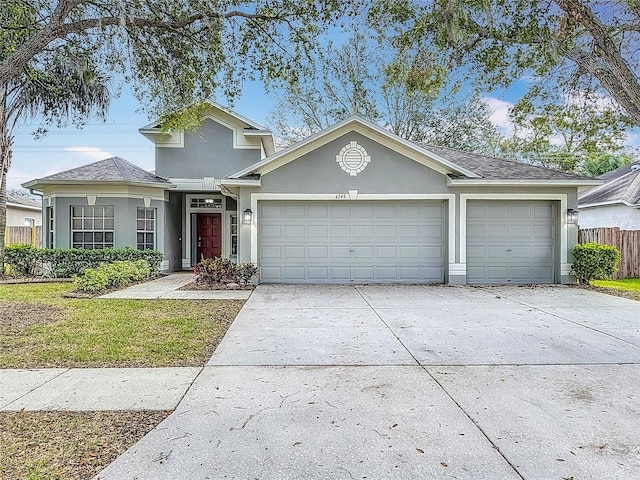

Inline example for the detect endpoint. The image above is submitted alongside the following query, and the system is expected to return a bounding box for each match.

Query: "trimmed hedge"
[3,245,163,278]
[571,242,620,285]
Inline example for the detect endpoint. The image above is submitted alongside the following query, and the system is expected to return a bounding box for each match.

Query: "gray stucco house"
[24,103,599,284]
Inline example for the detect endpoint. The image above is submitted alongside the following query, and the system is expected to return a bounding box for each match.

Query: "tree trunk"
[0,86,12,273]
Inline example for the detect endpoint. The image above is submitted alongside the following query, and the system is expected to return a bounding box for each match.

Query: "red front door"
[197,214,222,261]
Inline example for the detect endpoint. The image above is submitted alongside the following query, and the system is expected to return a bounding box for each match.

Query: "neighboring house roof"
[7,193,41,210]
[228,115,600,187]
[578,159,640,208]
[22,157,175,188]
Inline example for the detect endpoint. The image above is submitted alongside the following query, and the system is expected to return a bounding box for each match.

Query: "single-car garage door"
[466,200,556,284]
[259,201,445,283]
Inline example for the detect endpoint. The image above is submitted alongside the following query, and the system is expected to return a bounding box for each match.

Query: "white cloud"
[564,90,618,111]
[624,130,640,148]
[6,167,37,190]
[63,146,114,161]
[483,97,515,132]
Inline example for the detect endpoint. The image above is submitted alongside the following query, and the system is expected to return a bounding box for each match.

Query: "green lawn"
[0,282,244,368]
[591,278,640,293]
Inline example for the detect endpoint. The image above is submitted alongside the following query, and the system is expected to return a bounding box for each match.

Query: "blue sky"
[8,79,639,192]
[9,81,273,191]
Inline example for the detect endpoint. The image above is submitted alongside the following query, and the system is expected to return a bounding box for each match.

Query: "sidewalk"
[0,367,201,411]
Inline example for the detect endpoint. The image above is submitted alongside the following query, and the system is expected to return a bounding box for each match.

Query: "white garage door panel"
[259,201,445,283]
[467,200,556,284]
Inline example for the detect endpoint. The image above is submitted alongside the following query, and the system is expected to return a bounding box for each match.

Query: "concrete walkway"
[0,368,201,411]
[99,273,252,300]
[95,284,640,480]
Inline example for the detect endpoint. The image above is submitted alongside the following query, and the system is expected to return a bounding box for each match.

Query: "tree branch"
[556,0,640,124]
[0,7,284,86]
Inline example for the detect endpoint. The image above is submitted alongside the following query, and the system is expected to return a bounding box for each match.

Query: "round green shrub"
[571,243,620,284]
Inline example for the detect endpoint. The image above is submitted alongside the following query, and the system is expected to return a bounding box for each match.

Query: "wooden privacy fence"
[4,226,42,247]
[579,227,640,279]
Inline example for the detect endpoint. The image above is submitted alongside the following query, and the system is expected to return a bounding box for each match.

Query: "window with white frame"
[71,205,114,249]
[190,197,222,209]
[136,207,155,250]
[24,217,35,227]
[230,214,238,256]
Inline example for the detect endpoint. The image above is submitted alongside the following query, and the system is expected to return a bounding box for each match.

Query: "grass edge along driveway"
[589,278,640,301]
[0,282,244,368]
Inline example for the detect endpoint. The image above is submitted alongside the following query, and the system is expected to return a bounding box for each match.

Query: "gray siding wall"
[579,204,640,230]
[52,197,166,253]
[155,119,261,179]
[260,132,449,194]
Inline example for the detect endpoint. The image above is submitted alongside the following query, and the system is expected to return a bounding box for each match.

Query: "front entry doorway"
[196,213,222,261]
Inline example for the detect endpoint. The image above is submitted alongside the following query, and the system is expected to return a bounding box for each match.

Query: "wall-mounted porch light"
[566,209,579,224]
[243,208,253,224]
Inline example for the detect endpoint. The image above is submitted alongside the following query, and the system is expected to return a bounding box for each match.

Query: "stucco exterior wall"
[6,205,42,226]
[259,132,449,194]
[50,196,166,253]
[155,118,262,180]
[579,204,640,230]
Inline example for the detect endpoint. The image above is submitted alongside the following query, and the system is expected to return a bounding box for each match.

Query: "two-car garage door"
[258,201,445,283]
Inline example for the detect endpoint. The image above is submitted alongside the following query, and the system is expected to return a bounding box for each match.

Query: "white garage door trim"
[250,193,456,268]
[460,194,570,278]
[466,200,556,283]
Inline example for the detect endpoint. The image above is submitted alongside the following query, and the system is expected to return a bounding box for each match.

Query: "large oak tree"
[374,0,640,123]
[0,0,348,264]
[371,0,639,172]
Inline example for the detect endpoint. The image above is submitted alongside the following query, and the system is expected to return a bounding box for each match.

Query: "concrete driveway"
[96,285,640,480]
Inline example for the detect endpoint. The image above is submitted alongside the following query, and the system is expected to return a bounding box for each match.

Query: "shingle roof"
[7,193,41,208]
[32,157,172,185]
[418,144,591,181]
[578,160,640,207]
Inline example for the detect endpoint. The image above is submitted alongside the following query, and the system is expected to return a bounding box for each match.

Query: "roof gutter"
[220,178,261,188]
[579,199,640,209]
[7,202,41,211]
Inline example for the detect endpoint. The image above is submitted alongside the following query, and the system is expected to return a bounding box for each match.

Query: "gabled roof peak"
[139,101,268,132]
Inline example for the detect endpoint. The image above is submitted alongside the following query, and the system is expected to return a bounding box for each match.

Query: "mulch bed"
[179,281,255,291]
[0,275,71,284]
